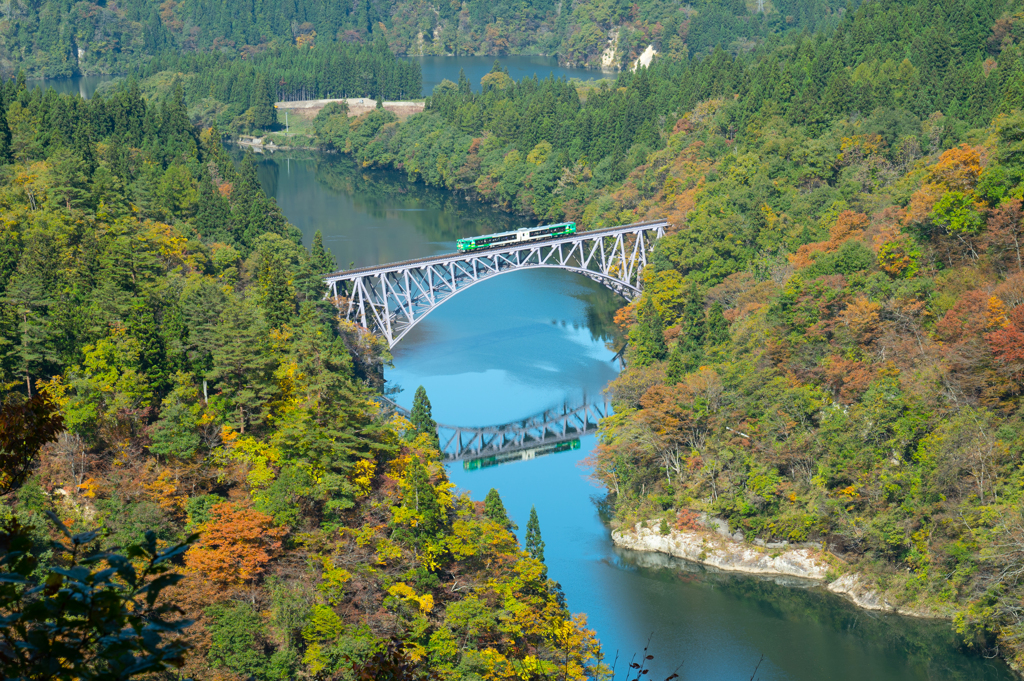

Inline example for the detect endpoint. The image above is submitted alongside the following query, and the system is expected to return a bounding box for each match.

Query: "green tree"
[251,74,278,131]
[311,230,335,274]
[0,515,194,680]
[206,296,276,433]
[628,296,666,367]
[206,602,271,679]
[257,250,296,329]
[666,343,686,385]
[525,505,545,565]
[149,372,204,461]
[483,488,517,531]
[410,385,437,445]
[705,302,729,348]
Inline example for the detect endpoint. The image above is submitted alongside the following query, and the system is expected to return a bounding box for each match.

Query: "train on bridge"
[456,222,576,253]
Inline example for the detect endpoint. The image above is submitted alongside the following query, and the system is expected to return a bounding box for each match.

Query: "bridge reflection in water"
[384,396,611,468]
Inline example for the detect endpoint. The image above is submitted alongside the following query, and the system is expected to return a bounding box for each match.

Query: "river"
[251,150,1015,681]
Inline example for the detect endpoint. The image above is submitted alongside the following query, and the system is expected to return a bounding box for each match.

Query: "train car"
[456,222,576,253]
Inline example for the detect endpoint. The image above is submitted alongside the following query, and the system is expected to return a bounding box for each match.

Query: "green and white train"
[456,222,576,253]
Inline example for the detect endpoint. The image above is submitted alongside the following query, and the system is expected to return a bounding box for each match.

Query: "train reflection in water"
[462,438,581,471]
[381,395,609,462]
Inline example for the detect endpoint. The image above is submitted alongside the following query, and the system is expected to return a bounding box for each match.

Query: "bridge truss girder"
[383,397,611,461]
[438,398,610,461]
[326,220,667,348]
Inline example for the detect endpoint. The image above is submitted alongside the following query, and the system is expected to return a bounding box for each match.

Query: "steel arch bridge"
[325,220,668,348]
[383,396,611,462]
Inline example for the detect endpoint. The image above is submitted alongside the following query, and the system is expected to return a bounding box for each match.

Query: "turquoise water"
[253,151,1016,681]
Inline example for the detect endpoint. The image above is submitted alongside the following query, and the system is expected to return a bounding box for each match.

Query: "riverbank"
[612,519,952,620]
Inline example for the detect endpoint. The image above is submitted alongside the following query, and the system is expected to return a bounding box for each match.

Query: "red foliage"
[936,290,989,343]
[789,211,869,268]
[986,324,1024,384]
[675,508,701,531]
[821,356,874,404]
[185,502,287,586]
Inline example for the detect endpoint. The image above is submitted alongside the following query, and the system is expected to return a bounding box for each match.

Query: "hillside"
[1,0,845,77]
[0,80,604,679]
[304,0,1024,671]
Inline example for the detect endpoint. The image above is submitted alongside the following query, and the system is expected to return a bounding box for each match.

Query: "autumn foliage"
[185,503,287,586]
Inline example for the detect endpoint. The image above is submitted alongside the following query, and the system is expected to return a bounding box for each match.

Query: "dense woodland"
[130,39,422,133]
[305,0,1024,672]
[8,0,1024,677]
[1,0,844,78]
[0,79,604,679]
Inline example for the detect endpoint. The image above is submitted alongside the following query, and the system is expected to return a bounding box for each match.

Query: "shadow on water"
[608,547,1017,681]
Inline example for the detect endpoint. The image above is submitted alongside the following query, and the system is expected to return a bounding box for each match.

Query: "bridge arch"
[325,220,667,348]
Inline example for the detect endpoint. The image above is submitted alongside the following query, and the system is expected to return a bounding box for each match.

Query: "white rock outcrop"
[613,520,950,620]
[631,45,657,71]
[601,29,619,70]
[612,522,830,580]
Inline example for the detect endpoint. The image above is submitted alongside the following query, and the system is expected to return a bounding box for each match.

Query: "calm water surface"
[254,151,1014,681]
[25,74,116,99]
[408,55,611,96]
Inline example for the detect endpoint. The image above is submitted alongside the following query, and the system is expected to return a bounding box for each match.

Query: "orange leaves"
[821,356,874,404]
[987,296,1011,330]
[185,502,287,586]
[789,211,869,269]
[838,296,882,341]
[904,145,986,229]
[930,144,983,193]
[936,290,989,343]
[612,301,638,332]
[904,182,945,226]
[145,469,186,516]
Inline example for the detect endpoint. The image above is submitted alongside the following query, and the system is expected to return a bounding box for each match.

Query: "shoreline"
[611,520,949,620]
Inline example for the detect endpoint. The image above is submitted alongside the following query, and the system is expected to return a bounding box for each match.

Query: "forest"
[305,0,1024,671]
[0,79,604,679]
[1,0,844,78]
[7,0,1024,675]
[130,38,422,133]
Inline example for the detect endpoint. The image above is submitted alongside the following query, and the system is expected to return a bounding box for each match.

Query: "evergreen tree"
[0,108,12,164]
[525,506,545,565]
[257,251,296,329]
[666,343,686,385]
[206,296,276,433]
[404,455,442,535]
[195,170,231,242]
[5,229,58,396]
[628,296,666,366]
[311,230,335,274]
[677,280,706,371]
[251,74,278,131]
[705,302,730,348]
[410,385,438,446]
[483,488,517,531]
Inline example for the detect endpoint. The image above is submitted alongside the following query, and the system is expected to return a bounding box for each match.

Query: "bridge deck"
[323,219,668,280]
